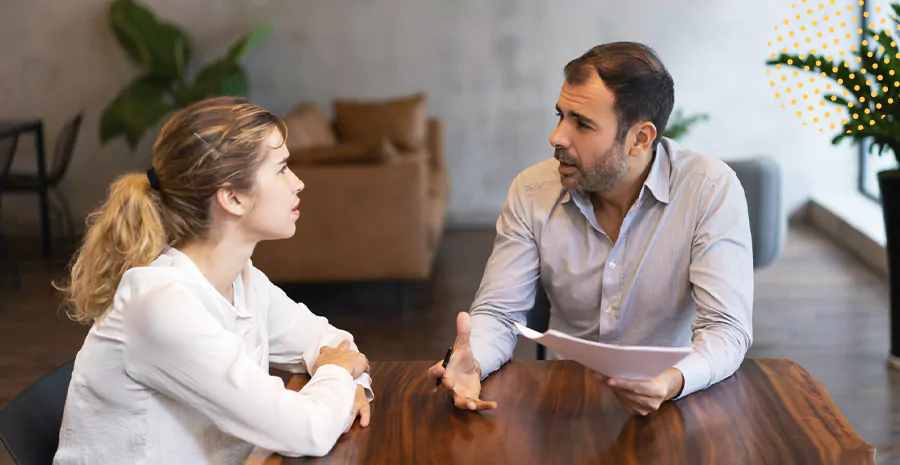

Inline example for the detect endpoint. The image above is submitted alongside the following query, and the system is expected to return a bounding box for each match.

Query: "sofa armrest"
[426,118,445,170]
[251,155,432,282]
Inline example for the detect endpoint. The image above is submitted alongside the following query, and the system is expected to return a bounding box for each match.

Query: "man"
[429,42,753,416]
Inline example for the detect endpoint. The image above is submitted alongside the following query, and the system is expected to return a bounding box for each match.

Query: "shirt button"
[608,261,616,269]
[605,307,612,314]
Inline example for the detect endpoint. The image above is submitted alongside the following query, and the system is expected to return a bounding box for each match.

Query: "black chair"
[0,133,21,289]
[0,360,74,465]
[2,113,83,243]
[526,282,551,360]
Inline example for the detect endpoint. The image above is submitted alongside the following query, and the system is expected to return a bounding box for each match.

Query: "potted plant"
[663,107,709,141]
[767,4,900,367]
[100,0,272,149]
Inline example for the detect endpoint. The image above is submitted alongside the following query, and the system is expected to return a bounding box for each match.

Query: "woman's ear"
[215,187,248,217]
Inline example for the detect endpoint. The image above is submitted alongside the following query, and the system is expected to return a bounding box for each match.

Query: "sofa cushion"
[333,93,428,151]
[283,103,337,149]
[289,138,400,166]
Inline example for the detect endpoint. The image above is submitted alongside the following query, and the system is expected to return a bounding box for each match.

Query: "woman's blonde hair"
[56,96,287,323]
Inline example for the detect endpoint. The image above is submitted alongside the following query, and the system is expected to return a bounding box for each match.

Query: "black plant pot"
[877,168,900,366]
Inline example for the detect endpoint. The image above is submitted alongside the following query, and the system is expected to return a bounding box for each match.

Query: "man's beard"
[555,140,629,194]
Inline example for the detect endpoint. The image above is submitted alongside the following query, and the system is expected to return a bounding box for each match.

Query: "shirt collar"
[157,247,252,318]
[560,138,672,206]
[643,139,671,205]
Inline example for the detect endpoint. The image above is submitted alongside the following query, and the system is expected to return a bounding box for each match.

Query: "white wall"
[0,0,862,234]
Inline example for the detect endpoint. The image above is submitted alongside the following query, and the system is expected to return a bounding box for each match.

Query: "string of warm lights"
[767,0,898,134]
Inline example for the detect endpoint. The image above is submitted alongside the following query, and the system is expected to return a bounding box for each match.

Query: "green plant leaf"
[180,60,249,105]
[108,0,191,80]
[108,0,151,69]
[219,66,249,96]
[768,52,879,146]
[763,18,900,165]
[101,7,270,150]
[226,21,273,63]
[100,75,174,150]
[158,22,191,81]
[172,21,268,106]
[664,108,709,141]
[767,53,871,102]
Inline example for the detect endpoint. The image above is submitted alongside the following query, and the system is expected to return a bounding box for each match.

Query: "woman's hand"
[344,385,371,433]
[316,340,370,379]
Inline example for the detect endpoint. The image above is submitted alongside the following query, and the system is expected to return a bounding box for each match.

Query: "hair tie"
[146,167,161,191]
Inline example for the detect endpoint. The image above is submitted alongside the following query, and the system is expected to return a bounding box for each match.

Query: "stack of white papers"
[514,322,692,380]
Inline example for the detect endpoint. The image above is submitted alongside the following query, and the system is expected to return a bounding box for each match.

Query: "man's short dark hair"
[564,42,675,149]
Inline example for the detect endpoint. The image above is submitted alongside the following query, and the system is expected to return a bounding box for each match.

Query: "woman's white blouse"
[53,248,374,464]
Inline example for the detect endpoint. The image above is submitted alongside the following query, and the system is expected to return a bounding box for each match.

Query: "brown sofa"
[251,94,448,283]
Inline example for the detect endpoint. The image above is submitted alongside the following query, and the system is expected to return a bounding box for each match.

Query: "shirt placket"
[599,246,622,345]
[598,190,646,345]
[232,280,265,368]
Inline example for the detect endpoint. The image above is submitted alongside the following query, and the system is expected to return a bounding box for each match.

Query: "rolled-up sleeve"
[674,170,754,398]
[469,174,542,378]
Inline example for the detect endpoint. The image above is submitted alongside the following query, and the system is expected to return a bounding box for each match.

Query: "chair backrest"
[49,113,82,185]
[0,360,74,465]
[527,282,551,360]
[527,155,785,360]
[724,155,785,270]
[0,134,20,188]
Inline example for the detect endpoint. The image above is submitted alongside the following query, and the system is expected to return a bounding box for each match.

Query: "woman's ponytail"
[56,173,167,323]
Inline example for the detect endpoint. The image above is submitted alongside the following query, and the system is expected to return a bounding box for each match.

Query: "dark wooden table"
[260,359,873,465]
[0,120,50,257]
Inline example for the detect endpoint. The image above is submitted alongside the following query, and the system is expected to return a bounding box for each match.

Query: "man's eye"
[278,165,287,174]
[577,120,590,130]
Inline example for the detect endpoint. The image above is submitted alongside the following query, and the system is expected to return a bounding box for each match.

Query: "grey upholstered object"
[724,155,785,270]
[528,155,786,359]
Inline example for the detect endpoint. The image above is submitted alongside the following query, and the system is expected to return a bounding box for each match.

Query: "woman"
[53,96,373,464]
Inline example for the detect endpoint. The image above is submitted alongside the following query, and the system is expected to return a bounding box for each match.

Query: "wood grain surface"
[260,359,874,465]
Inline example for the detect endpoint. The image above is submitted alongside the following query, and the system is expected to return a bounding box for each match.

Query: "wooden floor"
[1,223,899,463]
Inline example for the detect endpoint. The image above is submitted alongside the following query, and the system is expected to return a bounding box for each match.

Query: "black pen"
[434,346,453,391]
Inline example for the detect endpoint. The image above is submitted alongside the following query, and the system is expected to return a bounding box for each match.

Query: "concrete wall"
[0,0,861,234]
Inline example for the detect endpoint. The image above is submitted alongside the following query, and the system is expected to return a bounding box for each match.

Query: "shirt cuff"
[311,364,356,385]
[269,360,306,374]
[469,341,499,381]
[672,352,711,400]
[354,372,375,402]
[468,314,511,380]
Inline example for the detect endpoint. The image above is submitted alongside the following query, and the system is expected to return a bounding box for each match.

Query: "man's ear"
[215,187,248,217]
[628,122,657,157]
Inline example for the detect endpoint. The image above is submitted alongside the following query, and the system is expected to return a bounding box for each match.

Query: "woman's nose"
[291,170,305,193]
